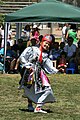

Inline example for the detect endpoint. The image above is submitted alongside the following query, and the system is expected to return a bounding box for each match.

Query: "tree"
[76,0,80,7]
[61,0,80,7]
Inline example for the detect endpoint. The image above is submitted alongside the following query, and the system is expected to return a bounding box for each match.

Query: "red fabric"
[59,63,65,67]
[42,34,52,44]
[59,58,66,65]
[39,46,42,63]
[39,47,42,63]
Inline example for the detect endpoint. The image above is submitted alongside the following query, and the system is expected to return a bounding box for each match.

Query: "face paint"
[41,41,50,51]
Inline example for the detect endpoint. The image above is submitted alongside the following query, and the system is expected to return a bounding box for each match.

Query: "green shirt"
[68,29,78,44]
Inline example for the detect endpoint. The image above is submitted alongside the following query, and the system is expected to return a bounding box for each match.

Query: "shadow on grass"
[19,108,34,112]
[19,108,53,113]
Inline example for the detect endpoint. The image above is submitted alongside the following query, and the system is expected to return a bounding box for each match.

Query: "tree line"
[58,0,80,7]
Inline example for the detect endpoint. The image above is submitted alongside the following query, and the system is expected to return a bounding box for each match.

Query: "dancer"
[19,34,58,113]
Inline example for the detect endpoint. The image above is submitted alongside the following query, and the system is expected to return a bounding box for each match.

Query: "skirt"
[23,84,56,104]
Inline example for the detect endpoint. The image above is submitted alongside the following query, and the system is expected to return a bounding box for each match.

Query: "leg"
[37,90,51,107]
[28,98,34,111]
[28,99,33,106]
[10,58,16,70]
[34,90,53,113]
[8,58,16,73]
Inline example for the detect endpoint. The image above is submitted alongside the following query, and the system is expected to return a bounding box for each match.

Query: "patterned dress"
[19,46,58,104]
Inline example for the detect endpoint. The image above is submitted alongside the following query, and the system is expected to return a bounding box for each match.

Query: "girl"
[19,34,58,113]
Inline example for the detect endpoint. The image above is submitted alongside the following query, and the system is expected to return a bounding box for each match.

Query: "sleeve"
[62,27,66,35]
[73,45,77,52]
[64,45,67,53]
[42,58,58,74]
[19,47,33,67]
[49,50,53,60]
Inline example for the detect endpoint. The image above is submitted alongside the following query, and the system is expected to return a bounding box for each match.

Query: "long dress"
[19,46,58,104]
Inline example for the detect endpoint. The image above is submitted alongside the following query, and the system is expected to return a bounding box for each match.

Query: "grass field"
[0,74,80,120]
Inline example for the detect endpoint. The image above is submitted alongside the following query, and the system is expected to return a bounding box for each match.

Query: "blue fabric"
[0,48,4,63]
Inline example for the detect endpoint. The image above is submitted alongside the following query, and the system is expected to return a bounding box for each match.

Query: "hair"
[39,35,43,42]
[50,34,55,43]
[70,24,77,31]
[0,34,2,47]
[7,42,10,46]
[30,38,37,46]
[60,51,67,58]
[77,40,80,47]
[67,36,74,42]
[54,42,59,46]
[18,38,23,43]
[24,24,31,31]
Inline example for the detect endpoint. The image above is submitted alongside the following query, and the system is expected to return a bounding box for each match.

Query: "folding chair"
[52,60,57,68]
[66,62,76,74]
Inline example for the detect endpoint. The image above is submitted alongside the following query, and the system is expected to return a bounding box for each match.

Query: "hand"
[6,56,11,58]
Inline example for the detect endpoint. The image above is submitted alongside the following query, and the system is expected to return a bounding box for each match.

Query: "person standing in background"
[66,23,78,46]
[62,23,69,43]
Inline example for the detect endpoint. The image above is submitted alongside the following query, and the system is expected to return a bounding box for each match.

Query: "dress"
[19,46,58,104]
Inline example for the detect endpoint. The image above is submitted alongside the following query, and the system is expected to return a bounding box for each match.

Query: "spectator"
[49,42,61,64]
[11,38,26,73]
[57,51,67,73]
[21,24,31,42]
[39,35,43,43]
[36,35,43,47]
[8,23,12,37]
[12,38,26,57]
[24,24,31,39]
[62,23,69,43]
[0,25,4,48]
[6,42,17,73]
[75,40,80,65]
[31,24,40,40]
[74,40,80,73]
[0,34,2,48]
[66,23,78,46]
[0,42,17,73]
[7,34,14,47]
[64,36,77,63]
[27,36,38,47]
[30,37,38,46]
[0,47,4,64]
[27,24,40,47]
[50,34,55,50]
[59,42,65,53]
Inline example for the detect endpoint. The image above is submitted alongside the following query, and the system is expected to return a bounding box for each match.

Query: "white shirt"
[62,26,67,42]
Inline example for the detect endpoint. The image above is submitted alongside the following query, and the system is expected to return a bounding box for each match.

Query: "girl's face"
[41,41,50,51]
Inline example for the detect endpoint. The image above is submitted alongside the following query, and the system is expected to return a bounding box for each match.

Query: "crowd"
[0,23,80,74]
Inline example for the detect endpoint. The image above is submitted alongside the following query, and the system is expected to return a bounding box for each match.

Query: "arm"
[66,30,69,39]
[42,58,58,74]
[15,58,20,70]
[19,47,34,68]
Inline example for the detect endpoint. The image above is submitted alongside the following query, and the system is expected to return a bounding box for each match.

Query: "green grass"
[0,74,80,120]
